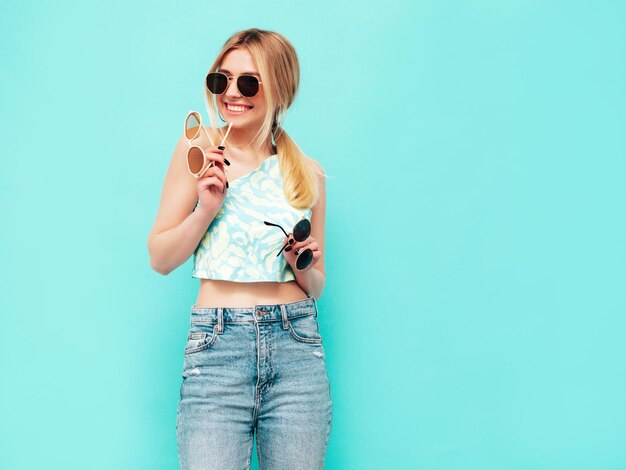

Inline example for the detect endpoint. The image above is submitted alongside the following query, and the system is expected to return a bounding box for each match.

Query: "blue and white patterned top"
[192,154,312,282]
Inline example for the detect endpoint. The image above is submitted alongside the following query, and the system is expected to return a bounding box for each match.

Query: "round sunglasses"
[264,218,313,270]
[206,72,262,98]
[184,110,233,188]
[184,111,214,178]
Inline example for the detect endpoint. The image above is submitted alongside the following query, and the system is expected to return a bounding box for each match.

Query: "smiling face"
[217,48,268,131]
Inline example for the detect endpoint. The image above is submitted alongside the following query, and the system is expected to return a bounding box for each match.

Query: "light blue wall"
[1,0,625,468]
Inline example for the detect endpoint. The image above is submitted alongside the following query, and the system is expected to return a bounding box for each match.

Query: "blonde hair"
[202,28,323,210]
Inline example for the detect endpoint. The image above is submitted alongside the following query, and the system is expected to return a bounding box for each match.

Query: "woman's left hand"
[282,233,321,273]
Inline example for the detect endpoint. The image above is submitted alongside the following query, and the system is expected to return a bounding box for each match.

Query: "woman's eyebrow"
[219,69,260,77]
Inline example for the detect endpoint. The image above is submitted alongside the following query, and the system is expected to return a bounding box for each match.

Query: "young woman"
[147,28,332,469]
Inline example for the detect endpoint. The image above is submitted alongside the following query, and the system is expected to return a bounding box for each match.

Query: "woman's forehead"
[220,49,259,75]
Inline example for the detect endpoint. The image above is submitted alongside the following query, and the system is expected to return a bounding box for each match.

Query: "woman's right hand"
[195,146,229,217]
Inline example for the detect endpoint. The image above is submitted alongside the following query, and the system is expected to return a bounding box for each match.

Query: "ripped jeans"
[176,296,333,469]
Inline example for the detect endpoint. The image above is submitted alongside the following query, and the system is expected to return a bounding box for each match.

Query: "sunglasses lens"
[187,147,205,175]
[206,73,227,94]
[185,113,201,140]
[296,248,313,270]
[293,219,311,241]
[238,75,259,97]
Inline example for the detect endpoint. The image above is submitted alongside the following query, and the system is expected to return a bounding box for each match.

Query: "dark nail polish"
[294,249,300,256]
[285,246,292,252]
[218,145,225,150]
[226,181,229,189]
[288,238,294,245]
[224,158,231,166]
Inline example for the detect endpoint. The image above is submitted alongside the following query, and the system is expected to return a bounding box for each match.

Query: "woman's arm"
[294,268,326,301]
[147,131,217,275]
[293,157,327,299]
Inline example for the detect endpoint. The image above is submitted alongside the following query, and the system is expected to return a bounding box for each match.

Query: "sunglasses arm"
[264,221,289,238]
[276,241,289,257]
[263,221,291,257]
[200,125,215,146]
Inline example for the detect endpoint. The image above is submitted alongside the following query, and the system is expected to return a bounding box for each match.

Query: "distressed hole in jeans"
[313,350,324,358]
[182,367,201,377]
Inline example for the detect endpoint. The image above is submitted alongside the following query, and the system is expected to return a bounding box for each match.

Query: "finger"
[199,175,225,192]
[210,154,228,188]
[294,242,315,256]
[208,151,227,170]
[306,241,319,252]
[202,176,224,192]
[200,166,228,189]
[284,241,294,254]
[199,146,227,170]
[292,237,315,251]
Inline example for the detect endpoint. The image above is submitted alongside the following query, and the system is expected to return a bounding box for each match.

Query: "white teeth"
[226,103,251,112]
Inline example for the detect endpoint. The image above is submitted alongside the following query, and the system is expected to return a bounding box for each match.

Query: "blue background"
[1,0,625,468]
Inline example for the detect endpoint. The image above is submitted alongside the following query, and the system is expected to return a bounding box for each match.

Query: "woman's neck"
[223,128,274,156]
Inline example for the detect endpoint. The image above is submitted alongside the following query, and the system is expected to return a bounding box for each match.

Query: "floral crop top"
[191,154,312,282]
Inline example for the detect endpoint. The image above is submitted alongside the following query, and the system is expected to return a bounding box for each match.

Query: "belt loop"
[312,296,318,318]
[280,304,289,330]
[217,307,224,334]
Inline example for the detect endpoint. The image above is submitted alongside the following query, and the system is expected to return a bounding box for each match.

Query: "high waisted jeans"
[176,295,333,469]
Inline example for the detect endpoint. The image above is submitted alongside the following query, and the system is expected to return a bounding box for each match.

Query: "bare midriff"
[194,278,309,308]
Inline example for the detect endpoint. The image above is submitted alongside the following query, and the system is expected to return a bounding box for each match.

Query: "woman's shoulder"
[304,155,326,178]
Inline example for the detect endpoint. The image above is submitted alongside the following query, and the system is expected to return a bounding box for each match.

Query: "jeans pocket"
[288,313,323,345]
[184,324,219,355]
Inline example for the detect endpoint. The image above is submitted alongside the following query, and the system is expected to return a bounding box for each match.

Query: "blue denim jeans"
[176,295,333,469]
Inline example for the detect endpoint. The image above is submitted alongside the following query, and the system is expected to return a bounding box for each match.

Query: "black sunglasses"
[264,218,313,270]
[206,72,262,98]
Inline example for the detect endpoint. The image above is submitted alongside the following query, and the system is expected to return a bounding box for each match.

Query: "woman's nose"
[225,77,241,99]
